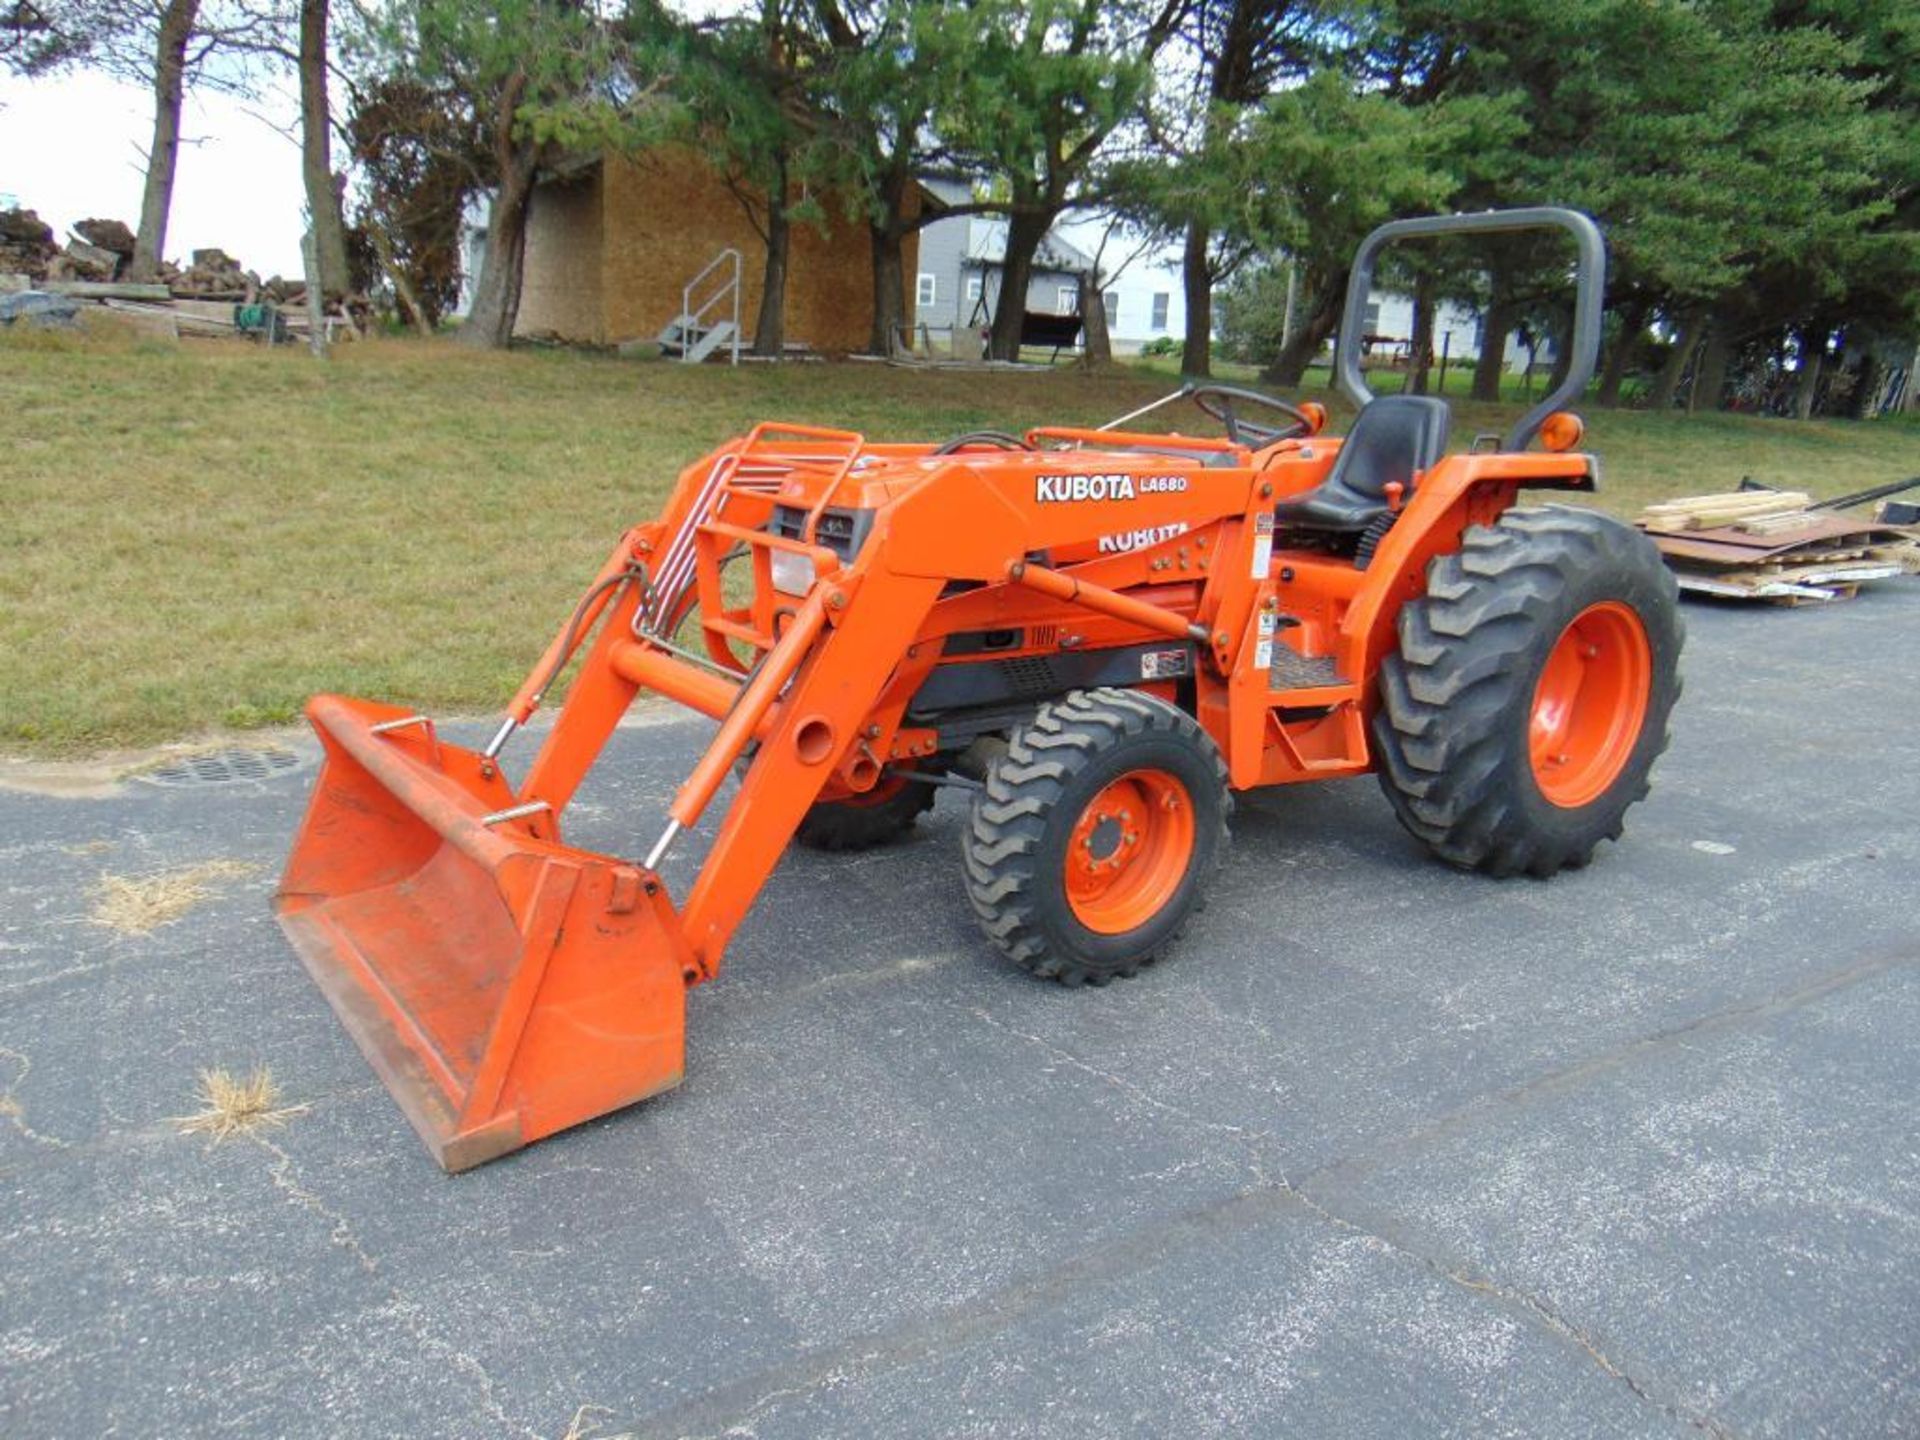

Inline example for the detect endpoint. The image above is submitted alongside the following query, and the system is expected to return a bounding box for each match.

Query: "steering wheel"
[1187,384,1317,446]
[932,430,1035,455]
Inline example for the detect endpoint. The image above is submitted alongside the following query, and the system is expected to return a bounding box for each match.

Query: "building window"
[1103,291,1119,325]
[1058,283,1078,316]
[917,273,937,307]
[966,275,983,304]
[1363,301,1382,335]
[1150,292,1170,330]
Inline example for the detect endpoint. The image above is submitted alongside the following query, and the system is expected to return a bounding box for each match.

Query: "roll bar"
[1335,207,1607,453]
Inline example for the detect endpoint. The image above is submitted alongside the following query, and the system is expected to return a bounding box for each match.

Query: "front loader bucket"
[274,696,690,1171]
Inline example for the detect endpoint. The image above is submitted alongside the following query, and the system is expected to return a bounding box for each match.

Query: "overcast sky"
[0,0,1165,288]
[1,68,311,275]
[0,0,750,277]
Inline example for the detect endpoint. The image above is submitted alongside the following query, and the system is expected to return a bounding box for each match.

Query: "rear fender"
[1338,452,1595,693]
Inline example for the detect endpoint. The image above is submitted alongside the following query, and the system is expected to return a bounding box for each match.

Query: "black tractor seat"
[1274,394,1451,533]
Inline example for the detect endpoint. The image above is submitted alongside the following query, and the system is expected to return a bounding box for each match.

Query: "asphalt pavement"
[3,583,1917,1439]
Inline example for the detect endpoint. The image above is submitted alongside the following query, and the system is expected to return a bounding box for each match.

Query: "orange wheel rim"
[842,773,909,808]
[1530,601,1653,808]
[1064,768,1196,934]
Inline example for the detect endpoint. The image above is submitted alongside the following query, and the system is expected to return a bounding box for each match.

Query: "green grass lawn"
[3,321,1913,756]
[1130,351,1648,406]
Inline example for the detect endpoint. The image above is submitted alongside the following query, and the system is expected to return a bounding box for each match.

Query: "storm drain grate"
[140,746,306,788]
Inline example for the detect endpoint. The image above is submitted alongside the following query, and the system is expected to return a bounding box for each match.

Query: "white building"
[1052,215,1191,352]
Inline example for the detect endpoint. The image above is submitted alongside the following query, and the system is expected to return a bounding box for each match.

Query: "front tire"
[1372,506,1682,877]
[963,689,1229,985]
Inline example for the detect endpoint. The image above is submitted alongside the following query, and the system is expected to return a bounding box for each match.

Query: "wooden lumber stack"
[1635,490,1920,606]
[0,274,171,301]
[1638,490,1815,533]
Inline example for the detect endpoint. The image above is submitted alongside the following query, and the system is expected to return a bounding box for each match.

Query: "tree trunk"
[1261,273,1344,388]
[987,207,1051,361]
[130,0,199,282]
[1791,324,1827,420]
[1649,308,1707,411]
[1597,299,1649,407]
[1406,275,1435,395]
[867,221,907,356]
[1472,296,1519,403]
[300,225,328,359]
[370,223,432,337]
[1845,352,1885,420]
[298,0,350,298]
[753,154,790,358]
[1279,259,1298,353]
[1691,315,1733,414]
[458,147,536,349]
[1545,305,1577,396]
[1079,269,1112,368]
[1181,217,1213,378]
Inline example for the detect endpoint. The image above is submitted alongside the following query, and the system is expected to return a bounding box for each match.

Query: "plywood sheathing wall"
[515,167,606,343]
[592,148,918,354]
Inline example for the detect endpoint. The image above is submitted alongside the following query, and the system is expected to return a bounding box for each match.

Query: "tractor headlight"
[770,548,816,596]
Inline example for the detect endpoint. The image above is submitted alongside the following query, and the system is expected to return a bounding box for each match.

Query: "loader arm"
[271,430,1249,1169]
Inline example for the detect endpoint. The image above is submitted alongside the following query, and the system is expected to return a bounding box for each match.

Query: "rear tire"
[1372,506,1682,877]
[964,689,1229,985]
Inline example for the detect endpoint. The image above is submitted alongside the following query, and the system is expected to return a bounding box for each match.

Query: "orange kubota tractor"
[277,208,1681,1170]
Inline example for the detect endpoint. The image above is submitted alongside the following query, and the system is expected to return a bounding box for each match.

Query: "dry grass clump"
[89,859,259,934]
[558,1405,634,1440]
[173,1066,308,1142]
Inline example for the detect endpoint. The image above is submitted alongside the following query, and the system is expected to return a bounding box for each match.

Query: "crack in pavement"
[0,1044,69,1150]
[250,1134,540,1440]
[1298,947,1916,1196]
[966,1002,1735,1438]
[0,1078,391,1184]
[963,1004,1293,1185]
[609,986,1763,1440]
[1282,1185,1738,1439]
[615,1183,1300,1440]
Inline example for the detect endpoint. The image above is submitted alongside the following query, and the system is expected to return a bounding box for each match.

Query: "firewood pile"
[0,206,367,339]
[52,218,138,282]
[0,208,60,280]
[144,245,320,307]
[166,247,263,300]
[1635,484,1920,606]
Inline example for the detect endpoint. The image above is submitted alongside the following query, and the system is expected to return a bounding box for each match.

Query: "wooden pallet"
[1637,489,1919,606]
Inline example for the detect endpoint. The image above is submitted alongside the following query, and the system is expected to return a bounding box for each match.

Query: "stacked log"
[168,247,261,299]
[0,208,59,281]
[73,219,136,258]
[1,207,370,337]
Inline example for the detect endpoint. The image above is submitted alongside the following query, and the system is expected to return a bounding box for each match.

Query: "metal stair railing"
[674,248,742,366]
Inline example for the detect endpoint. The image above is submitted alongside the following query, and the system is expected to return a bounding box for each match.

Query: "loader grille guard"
[277,207,1680,1172]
